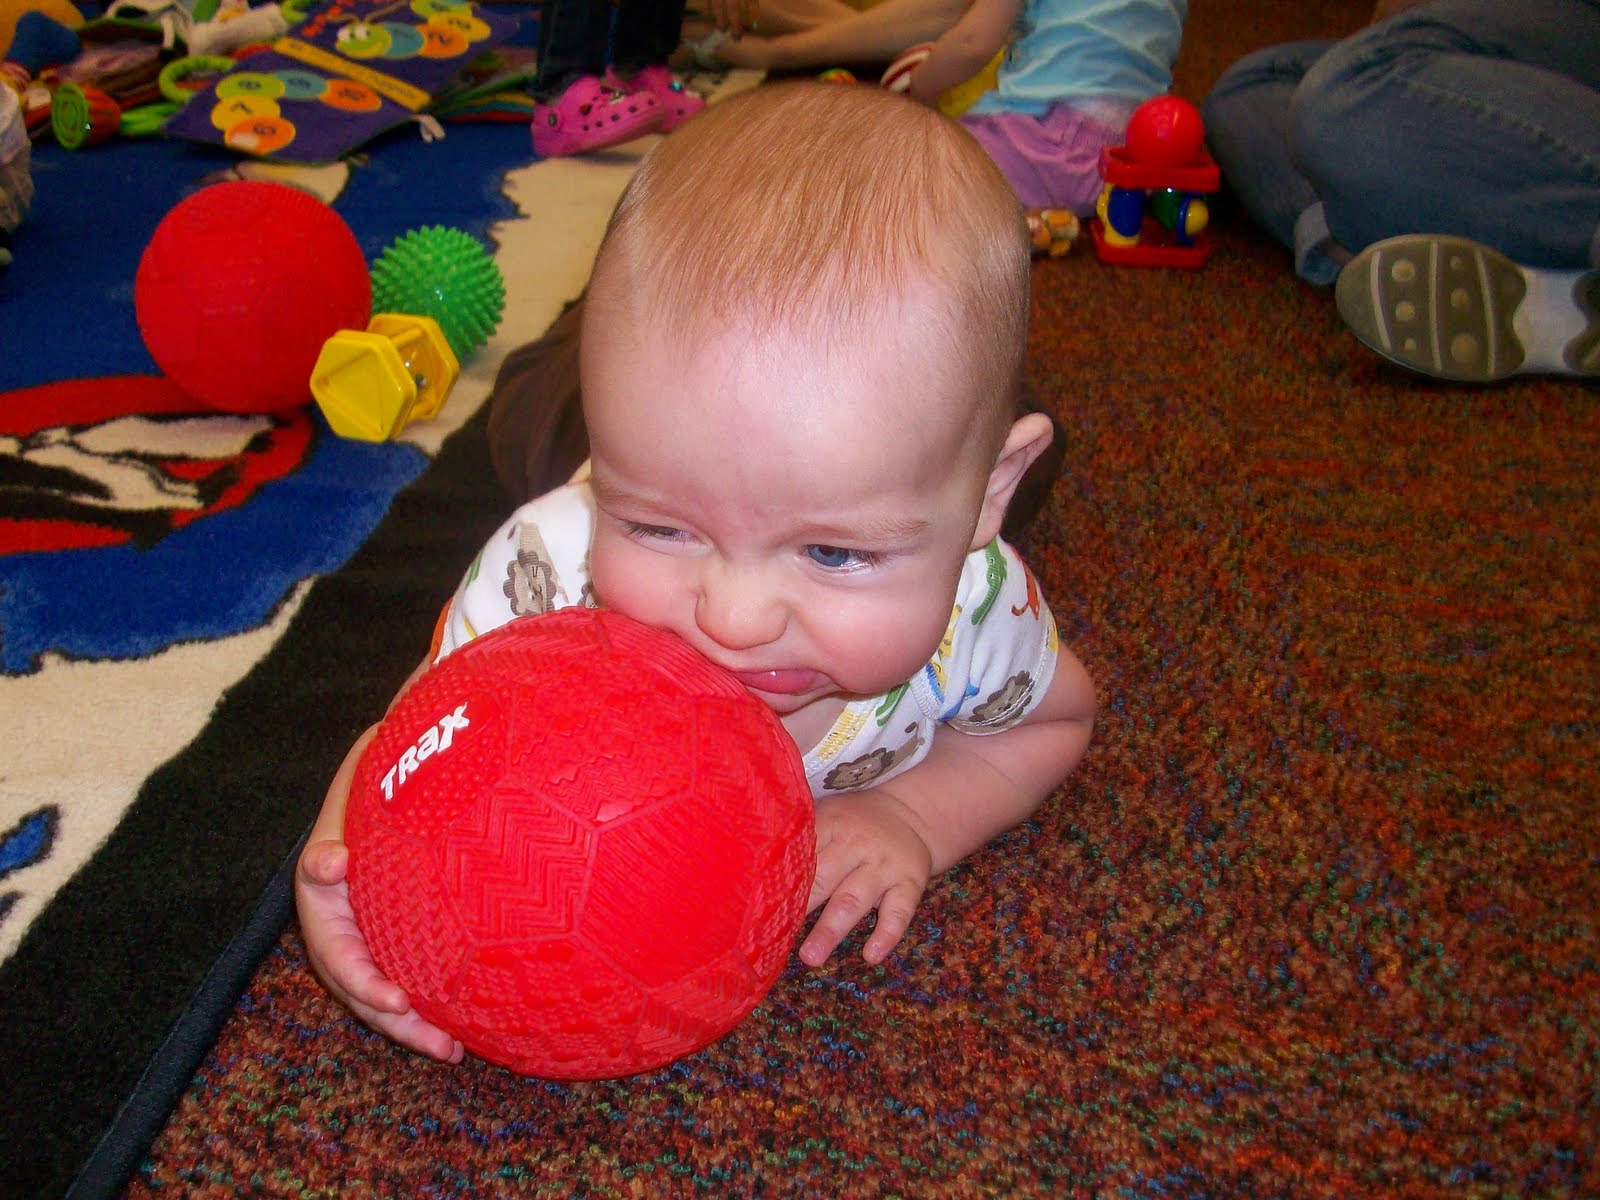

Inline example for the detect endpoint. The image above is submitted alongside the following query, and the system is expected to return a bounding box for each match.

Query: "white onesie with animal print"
[436,481,1060,797]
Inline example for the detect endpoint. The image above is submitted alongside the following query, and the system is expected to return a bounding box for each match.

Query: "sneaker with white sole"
[1335,233,1599,383]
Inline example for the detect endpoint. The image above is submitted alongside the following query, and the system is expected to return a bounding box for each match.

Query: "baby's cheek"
[814,592,947,695]
[588,538,655,618]
[601,552,711,656]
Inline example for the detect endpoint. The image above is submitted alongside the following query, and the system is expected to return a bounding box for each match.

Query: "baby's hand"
[803,791,934,967]
[296,836,465,1063]
[296,723,464,1064]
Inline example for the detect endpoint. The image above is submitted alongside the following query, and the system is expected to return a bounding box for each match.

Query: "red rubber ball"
[1124,95,1206,168]
[134,180,370,413]
[345,608,816,1080]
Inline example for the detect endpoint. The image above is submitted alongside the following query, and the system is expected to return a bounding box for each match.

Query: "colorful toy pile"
[132,178,504,436]
[1,2,286,152]
[312,224,506,441]
[2,0,522,163]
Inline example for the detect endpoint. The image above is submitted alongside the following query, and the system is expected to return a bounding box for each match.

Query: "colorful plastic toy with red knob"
[1089,95,1220,268]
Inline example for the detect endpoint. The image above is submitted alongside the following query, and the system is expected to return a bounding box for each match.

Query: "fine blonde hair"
[588,81,1031,446]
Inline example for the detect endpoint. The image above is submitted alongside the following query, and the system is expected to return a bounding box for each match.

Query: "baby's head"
[579,82,1053,711]
[586,80,1032,465]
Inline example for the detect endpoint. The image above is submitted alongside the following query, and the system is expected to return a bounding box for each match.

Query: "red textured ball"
[134,180,371,413]
[1124,95,1206,168]
[345,608,816,1080]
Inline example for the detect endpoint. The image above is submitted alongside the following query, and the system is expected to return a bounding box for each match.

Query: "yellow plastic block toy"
[311,313,460,442]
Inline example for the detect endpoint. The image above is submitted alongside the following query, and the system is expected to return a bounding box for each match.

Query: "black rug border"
[0,400,510,1199]
[65,827,308,1200]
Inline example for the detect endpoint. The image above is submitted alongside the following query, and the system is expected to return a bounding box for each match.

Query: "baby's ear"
[972,411,1057,549]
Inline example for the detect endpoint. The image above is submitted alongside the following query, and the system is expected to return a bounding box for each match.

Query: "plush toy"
[345,608,816,1080]
[1026,208,1079,258]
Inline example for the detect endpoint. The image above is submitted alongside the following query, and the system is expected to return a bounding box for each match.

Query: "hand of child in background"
[705,0,761,37]
[802,790,935,967]
[295,728,466,1064]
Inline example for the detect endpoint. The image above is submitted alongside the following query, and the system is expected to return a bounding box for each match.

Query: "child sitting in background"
[297,82,1096,1064]
[706,0,1188,214]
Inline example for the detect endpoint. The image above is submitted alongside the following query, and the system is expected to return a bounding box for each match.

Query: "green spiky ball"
[369,226,506,361]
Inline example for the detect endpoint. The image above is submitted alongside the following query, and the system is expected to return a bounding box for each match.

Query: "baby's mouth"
[729,668,826,696]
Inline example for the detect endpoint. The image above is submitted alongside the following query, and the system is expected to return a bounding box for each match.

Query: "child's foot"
[1335,233,1600,383]
[530,75,663,158]
[603,65,705,133]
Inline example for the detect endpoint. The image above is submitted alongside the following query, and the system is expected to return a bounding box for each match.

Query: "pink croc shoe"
[604,65,706,133]
[530,75,663,158]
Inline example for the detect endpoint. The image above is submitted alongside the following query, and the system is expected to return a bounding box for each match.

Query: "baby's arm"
[906,0,1019,106]
[803,641,1095,965]
[294,660,466,1063]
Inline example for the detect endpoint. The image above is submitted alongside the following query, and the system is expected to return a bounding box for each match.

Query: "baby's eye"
[806,544,877,570]
[624,521,688,543]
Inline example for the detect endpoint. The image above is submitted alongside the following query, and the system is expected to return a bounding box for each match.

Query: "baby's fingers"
[710,0,757,36]
[362,1006,465,1065]
[298,838,349,887]
[861,880,923,964]
[296,868,406,1015]
[806,844,846,915]
[306,928,464,1062]
[800,877,876,967]
[318,927,411,1016]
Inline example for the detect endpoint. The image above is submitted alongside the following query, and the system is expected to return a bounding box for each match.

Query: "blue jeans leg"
[1202,39,1336,254]
[1290,0,1600,272]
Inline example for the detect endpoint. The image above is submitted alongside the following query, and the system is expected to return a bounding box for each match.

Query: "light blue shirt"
[968,0,1187,119]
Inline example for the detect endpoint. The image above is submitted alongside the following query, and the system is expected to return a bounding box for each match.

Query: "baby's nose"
[694,562,785,651]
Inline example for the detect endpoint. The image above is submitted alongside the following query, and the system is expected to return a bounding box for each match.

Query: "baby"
[297,81,1096,1064]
